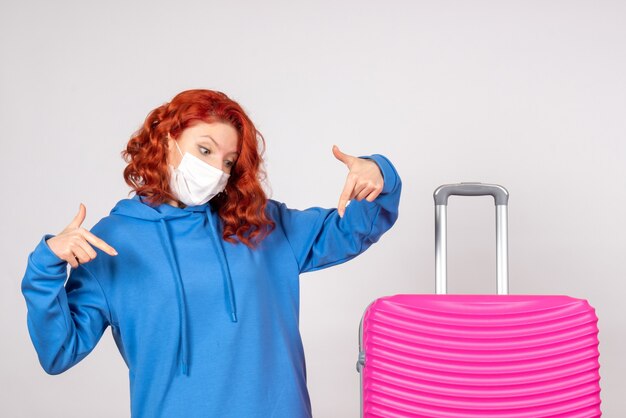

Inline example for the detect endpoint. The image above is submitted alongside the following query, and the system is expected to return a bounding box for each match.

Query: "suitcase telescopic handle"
[433,183,510,295]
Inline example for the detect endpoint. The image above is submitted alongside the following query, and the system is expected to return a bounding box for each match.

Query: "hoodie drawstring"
[158,218,190,376]
[156,209,238,377]
[206,206,238,323]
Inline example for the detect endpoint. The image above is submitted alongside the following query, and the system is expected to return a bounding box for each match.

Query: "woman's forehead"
[184,122,239,153]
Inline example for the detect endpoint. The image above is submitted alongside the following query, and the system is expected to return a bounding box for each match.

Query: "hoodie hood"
[109,193,238,376]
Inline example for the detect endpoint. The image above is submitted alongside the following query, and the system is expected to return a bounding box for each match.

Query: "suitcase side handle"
[433,183,510,295]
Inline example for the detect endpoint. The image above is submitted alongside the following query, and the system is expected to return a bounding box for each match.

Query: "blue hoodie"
[20,153,401,418]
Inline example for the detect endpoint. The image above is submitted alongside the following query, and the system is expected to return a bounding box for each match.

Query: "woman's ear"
[166,133,178,168]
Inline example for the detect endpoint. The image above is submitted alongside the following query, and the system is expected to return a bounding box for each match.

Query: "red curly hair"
[121,88,275,249]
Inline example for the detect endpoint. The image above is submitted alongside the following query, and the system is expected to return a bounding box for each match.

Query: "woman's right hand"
[46,203,118,268]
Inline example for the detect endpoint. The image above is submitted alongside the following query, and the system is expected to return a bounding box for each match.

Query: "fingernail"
[113,250,119,255]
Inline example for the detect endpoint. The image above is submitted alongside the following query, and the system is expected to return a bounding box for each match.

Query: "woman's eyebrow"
[198,135,239,156]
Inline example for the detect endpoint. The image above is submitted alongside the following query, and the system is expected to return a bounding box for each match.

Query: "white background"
[1,0,624,416]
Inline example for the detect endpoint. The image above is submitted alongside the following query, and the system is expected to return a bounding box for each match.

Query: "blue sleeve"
[275,153,401,274]
[20,233,111,375]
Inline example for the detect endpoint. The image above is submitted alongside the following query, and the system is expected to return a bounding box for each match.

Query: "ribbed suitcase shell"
[358,294,601,417]
[357,183,601,417]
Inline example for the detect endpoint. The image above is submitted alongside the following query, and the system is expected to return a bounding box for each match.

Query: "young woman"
[20,88,402,418]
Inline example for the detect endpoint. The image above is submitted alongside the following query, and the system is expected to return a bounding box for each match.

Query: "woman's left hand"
[333,144,384,218]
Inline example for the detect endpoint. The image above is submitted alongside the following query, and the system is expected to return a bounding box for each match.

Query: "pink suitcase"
[356,183,602,417]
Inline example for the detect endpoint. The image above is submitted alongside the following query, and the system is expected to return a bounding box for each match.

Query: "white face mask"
[168,140,230,206]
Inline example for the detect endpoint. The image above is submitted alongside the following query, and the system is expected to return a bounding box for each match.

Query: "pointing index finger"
[337,174,356,218]
[80,229,118,256]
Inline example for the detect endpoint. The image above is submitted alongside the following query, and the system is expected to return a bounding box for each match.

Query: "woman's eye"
[199,146,210,155]
[226,161,234,168]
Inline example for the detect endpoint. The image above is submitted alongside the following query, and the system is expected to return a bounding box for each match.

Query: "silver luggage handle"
[433,183,510,295]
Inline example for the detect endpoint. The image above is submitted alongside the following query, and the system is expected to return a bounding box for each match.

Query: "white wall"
[1,0,624,416]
